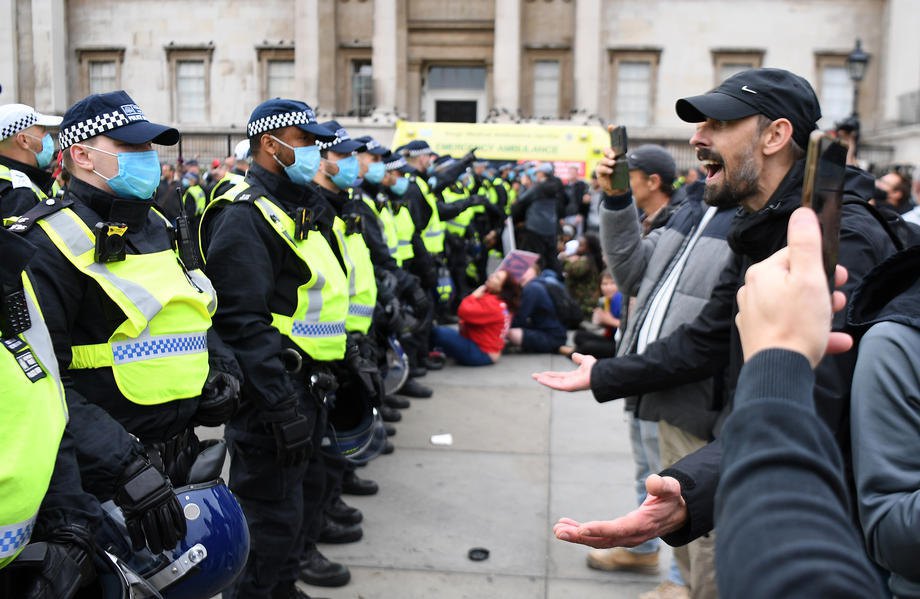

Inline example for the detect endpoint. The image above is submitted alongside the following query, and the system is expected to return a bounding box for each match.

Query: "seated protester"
[561,270,622,358]
[506,261,568,353]
[430,268,520,366]
[562,232,605,321]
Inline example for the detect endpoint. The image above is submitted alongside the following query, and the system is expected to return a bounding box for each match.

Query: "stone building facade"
[3,0,919,167]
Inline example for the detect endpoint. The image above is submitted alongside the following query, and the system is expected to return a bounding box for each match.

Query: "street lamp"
[846,39,870,116]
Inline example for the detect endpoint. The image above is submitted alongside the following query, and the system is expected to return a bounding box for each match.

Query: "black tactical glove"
[195,370,241,427]
[345,338,384,407]
[262,398,314,467]
[470,194,490,207]
[113,457,186,554]
[407,282,431,316]
[3,526,94,599]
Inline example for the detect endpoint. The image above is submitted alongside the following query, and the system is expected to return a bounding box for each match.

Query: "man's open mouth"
[701,159,723,182]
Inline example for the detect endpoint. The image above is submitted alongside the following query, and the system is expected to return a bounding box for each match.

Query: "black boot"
[299,544,351,588]
[379,404,402,422]
[342,470,379,495]
[384,394,410,409]
[398,378,432,398]
[326,496,362,525]
[318,516,363,544]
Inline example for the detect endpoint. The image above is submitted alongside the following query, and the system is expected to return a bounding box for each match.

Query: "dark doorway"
[435,100,477,123]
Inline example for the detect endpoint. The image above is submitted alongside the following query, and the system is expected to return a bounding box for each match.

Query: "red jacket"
[458,293,510,355]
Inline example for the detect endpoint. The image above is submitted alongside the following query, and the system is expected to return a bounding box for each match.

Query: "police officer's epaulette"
[6,197,73,234]
[344,212,364,236]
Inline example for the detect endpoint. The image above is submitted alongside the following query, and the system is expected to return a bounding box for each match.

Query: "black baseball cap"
[59,90,179,149]
[626,144,676,185]
[675,68,821,150]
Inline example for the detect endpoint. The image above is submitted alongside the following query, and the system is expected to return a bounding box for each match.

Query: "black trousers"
[518,229,560,273]
[224,401,326,599]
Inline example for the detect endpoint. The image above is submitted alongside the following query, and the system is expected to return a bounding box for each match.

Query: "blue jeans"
[628,411,661,555]
[431,326,494,366]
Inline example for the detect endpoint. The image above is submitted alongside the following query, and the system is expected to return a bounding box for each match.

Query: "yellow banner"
[392,121,610,177]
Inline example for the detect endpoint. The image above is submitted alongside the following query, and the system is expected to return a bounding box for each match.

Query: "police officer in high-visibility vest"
[182,170,207,218]
[208,139,250,205]
[199,98,347,599]
[0,104,62,219]
[12,91,242,563]
[0,226,103,598]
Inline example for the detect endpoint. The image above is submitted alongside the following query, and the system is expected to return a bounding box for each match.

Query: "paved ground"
[294,352,674,599]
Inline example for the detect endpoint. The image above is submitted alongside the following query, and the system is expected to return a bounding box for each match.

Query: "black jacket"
[0,154,55,219]
[21,178,238,497]
[202,163,344,420]
[588,162,898,544]
[512,175,566,237]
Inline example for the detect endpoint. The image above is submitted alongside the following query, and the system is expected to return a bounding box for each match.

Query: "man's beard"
[703,143,760,209]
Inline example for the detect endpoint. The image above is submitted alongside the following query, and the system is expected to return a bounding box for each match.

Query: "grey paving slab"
[300,567,545,599]
[392,383,551,454]
[549,388,631,457]
[423,352,555,388]
[322,448,550,578]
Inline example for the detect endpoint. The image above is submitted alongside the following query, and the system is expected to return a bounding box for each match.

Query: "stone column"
[0,0,19,102]
[30,0,68,112]
[295,0,335,111]
[373,0,398,114]
[573,0,602,116]
[882,0,920,124]
[492,0,521,114]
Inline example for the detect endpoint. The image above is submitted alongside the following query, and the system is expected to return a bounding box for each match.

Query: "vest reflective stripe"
[337,217,377,334]
[251,197,348,361]
[362,195,399,258]
[208,172,245,205]
[0,275,67,568]
[412,175,445,254]
[392,204,415,265]
[184,185,206,216]
[37,209,214,405]
[0,164,48,202]
[442,187,472,236]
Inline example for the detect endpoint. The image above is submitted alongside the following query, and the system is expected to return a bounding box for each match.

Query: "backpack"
[537,279,583,330]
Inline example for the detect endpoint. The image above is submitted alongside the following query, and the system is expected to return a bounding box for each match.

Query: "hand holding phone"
[801,130,847,288]
[608,125,629,192]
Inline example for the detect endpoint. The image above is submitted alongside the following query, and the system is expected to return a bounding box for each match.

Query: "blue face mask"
[329,155,359,190]
[26,133,55,169]
[83,145,161,200]
[270,135,321,186]
[365,161,385,184]
[389,176,409,196]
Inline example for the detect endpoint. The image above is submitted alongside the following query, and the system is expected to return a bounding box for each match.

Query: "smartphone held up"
[801,130,848,289]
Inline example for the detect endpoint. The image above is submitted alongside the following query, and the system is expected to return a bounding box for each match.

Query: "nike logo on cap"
[741,85,757,94]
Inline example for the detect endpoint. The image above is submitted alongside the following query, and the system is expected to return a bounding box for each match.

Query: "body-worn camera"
[294,207,316,240]
[94,221,128,263]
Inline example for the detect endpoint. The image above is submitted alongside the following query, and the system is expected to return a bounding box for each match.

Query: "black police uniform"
[202,162,345,598]
[20,178,239,490]
[0,154,56,219]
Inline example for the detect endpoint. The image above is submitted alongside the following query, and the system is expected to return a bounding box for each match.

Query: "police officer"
[13,91,241,564]
[208,139,250,204]
[200,98,345,599]
[0,226,101,598]
[0,104,62,219]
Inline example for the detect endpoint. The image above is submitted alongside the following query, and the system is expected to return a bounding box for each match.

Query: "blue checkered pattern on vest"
[291,321,346,338]
[112,333,208,364]
[348,304,375,318]
[0,519,34,557]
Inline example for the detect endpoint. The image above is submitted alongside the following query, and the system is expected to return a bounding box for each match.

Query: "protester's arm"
[851,322,920,580]
[717,350,880,598]
[716,207,877,598]
[598,191,664,297]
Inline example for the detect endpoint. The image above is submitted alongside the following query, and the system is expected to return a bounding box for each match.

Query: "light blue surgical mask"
[329,155,359,190]
[80,144,160,200]
[389,176,409,196]
[365,161,385,184]
[25,133,55,169]
[270,135,321,186]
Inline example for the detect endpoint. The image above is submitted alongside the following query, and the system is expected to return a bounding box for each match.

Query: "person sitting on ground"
[562,232,605,321]
[506,261,568,354]
[430,268,521,366]
[560,270,622,358]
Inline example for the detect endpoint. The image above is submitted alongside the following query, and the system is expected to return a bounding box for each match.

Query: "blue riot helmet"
[325,379,388,464]
[383,335,409,395]
[96,480,249,599]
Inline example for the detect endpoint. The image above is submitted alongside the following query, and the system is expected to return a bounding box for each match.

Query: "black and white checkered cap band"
[318,128,352,151]
[407,147,432,157]
[1,113,37,140]
[59,110,132,149]
[364,138,381,151]
[247,110,317,137]
[385,155,407,170]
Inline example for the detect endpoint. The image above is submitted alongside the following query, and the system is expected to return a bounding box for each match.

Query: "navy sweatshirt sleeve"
[715,349,882,598]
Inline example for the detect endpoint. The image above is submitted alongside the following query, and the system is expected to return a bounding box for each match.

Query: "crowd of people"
[0,64,918,599]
